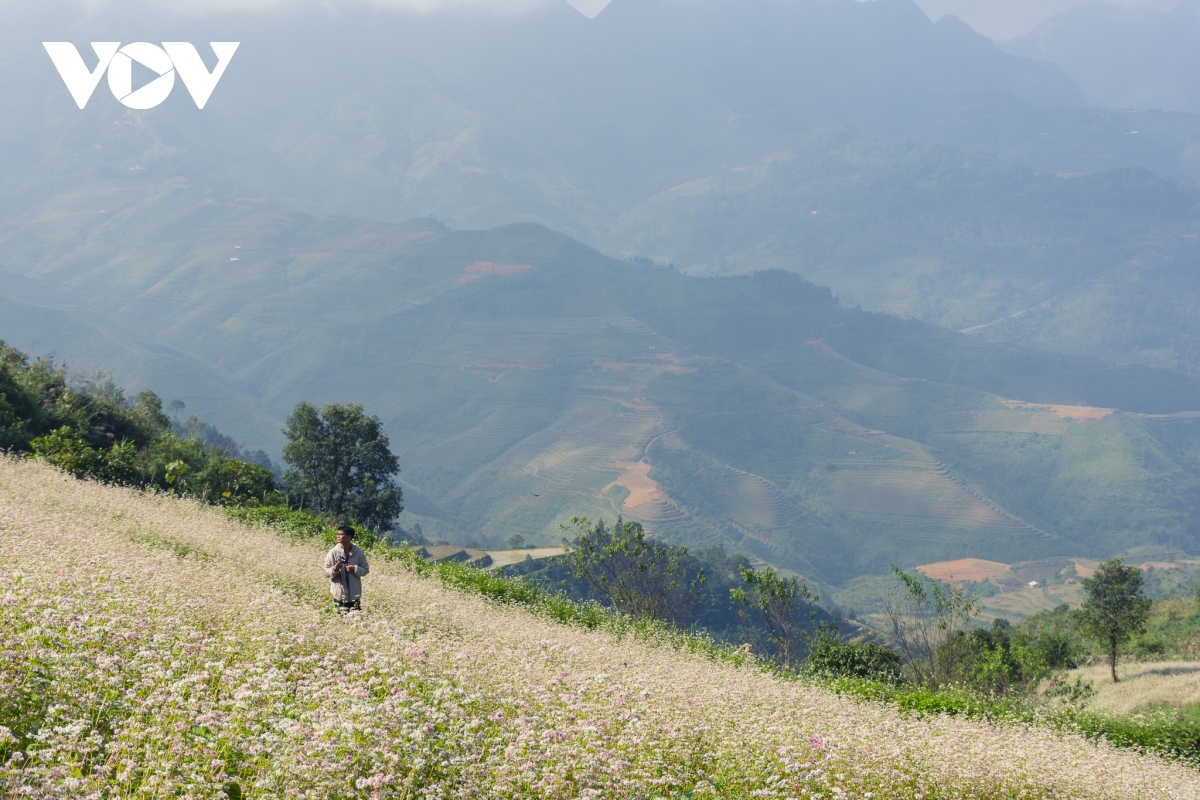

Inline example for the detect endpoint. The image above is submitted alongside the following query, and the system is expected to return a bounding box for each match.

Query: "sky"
[911,0,1180,40]
[51,0,1188,37]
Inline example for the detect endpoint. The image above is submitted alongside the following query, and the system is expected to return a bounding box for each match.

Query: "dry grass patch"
[1072,661,1200,716]
[1001,398,1115,421]
[918,558,1010,585]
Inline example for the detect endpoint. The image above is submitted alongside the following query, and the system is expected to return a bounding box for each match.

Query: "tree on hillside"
[282,401,403,531]
[731,567,816,669]
[563,517,704,625]
[883,566,979,687]
[1080,558,1152,683]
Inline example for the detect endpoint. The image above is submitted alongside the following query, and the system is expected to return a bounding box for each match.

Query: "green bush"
[30,427,140,485]
[807,636,902,681]
[148,433,276,504]
[965,619,1051,694]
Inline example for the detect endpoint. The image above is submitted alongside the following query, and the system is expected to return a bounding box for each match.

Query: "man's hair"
[337,524,355,537]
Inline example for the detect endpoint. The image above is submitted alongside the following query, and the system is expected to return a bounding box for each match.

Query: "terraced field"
[518,400,661,490]
[404,390,669,539]
[418,406,552,469]
[827,461,1032,537]
[607,461,688,525]
[696,460,798,529]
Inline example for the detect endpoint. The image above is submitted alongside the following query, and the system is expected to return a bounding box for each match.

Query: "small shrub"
[807,636,902,682]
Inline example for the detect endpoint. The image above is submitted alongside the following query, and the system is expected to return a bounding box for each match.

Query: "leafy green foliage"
[30,428,140,485]
[282,402,403,531]
[731,567,816,668]
[563,517,705,625]
[148,433,277,505]
[0,343,170,453]
[1080,558,1154,683]
[803,623,902,682]
[964,618,1052,694]
[0,341,275,505]
[1019,600,1174,663]
[174,414,276,472]
[502,544,834,654]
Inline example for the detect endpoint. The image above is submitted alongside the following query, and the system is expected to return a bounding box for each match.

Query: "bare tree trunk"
[1110,640,1119,683]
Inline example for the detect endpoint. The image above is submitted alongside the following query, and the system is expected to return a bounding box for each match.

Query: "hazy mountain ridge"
[4,0,1200,374]
[6,205,1200,588]
[1004,0,1200,115]
[606,132,1200,370]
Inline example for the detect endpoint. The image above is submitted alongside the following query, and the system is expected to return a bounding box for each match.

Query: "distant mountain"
[1004,0,1200,115]
[3,1,1200,375]
[913,0,1089,41]
[4,2,1200,365]
[5,209,1200,589]
[6,0,1200,594]
[0,0,1088,227]
[605,132,1200,371]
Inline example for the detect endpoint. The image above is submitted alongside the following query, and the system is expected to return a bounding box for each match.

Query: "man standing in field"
[325,524,369,611]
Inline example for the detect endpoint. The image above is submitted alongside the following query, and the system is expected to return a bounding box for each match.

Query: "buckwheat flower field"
[1,458,1196,798]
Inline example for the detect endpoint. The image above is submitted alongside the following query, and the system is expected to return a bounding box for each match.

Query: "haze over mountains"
[1004,0,1200,115]
[3,0,1200,600]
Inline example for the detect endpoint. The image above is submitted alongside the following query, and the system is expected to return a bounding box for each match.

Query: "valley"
[5,198,1200,599]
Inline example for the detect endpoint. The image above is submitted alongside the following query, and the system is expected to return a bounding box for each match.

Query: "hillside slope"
[6,215,1200,584]
[1,457,1195,798]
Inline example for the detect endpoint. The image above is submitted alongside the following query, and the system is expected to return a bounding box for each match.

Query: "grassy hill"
[1,457,1195,798]
[5,206,1200,592]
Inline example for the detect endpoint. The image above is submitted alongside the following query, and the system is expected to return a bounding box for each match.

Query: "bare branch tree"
[882,565,978,687]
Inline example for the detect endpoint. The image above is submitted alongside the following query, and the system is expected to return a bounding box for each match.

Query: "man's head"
[336,525,355,549]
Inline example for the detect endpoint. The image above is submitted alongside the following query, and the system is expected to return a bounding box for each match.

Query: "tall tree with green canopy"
[1080,557,1152,683]
[564,517,705,625]
[282,401,403,531]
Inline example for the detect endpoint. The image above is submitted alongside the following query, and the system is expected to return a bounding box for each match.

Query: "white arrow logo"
[566,0,613,19]
[43,41,240,110]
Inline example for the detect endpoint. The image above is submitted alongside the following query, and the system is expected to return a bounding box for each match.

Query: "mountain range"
[1005,0,1200,115]
[4,0,1200,603]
